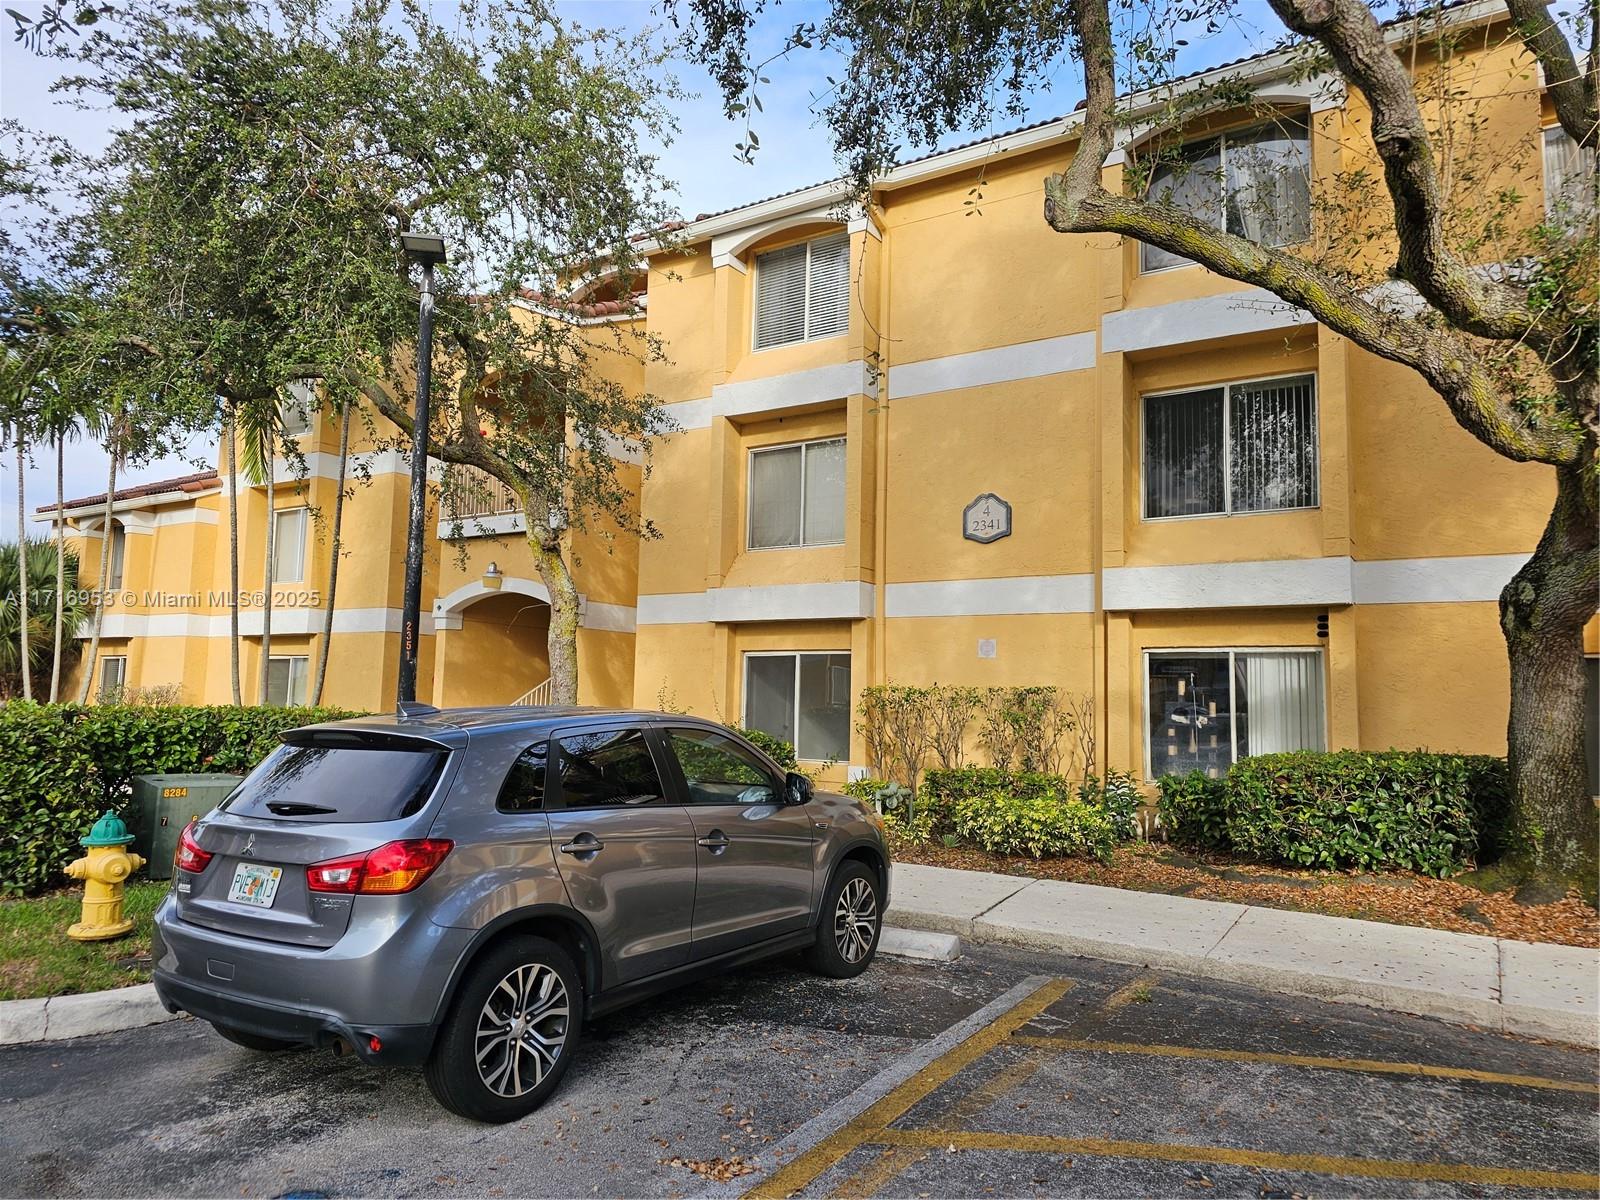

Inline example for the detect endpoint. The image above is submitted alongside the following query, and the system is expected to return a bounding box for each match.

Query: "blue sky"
[0,0,1274,534]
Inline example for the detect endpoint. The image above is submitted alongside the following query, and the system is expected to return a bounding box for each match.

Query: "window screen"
[753,234,850,348]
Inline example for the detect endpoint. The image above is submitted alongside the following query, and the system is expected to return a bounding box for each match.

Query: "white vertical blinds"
[1143,374,1317,518]
[1544,126,1597,220]
[1229,375,1318,513]
[1242,652,1326,757]
[753,233,850,348]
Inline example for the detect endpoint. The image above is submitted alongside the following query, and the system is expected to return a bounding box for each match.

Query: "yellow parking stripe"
[873,1128,1600,1193]
[1007,1036,1599,1094]
[743,978,1077,1199]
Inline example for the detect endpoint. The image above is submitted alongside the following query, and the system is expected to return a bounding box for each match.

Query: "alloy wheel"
[474,962,570,1098]
[834,876,878,963]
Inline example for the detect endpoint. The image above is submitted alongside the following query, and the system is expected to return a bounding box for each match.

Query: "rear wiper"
[266,802,339,816]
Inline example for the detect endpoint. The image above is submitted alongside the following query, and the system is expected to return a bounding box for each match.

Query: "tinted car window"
[222,742,447,823]
[497,740,548,813]
[665,727,779,805]
[554,728,665,809]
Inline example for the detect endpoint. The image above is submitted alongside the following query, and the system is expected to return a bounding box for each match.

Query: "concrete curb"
[0,983,179,1047]
[877,927,962,962]
[886,863,1600,1049]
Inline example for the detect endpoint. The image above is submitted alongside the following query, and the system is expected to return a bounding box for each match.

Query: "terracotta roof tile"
[42,469,220,514]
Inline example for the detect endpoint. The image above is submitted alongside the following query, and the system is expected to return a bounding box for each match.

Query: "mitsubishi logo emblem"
[240,834,256,857]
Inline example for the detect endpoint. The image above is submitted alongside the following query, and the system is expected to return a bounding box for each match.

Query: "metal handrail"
[443,464,519,519]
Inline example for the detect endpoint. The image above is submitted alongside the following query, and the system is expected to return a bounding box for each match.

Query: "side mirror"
[785,771,814,805]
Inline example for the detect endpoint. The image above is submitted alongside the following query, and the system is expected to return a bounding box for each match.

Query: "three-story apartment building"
[47,2,1599,789]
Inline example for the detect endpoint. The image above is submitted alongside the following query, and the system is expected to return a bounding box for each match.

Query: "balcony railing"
[443,464,520,520]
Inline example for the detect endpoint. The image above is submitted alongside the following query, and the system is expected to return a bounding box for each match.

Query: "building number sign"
[962,493,1012,544]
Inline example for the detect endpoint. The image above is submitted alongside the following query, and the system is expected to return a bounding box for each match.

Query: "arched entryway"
[431,579,551,708]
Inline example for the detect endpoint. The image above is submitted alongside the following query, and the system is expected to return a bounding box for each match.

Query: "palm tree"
[76,397,123,704]
[13,420,31,700]
[238,393,283,705]
[0,539,90,698]
[223,397,242,705]
[312,401,350,705]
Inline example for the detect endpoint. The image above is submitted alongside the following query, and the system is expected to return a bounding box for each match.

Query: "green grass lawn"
[0,879,168,1001]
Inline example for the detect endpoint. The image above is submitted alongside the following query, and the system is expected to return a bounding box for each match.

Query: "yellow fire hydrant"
[64,811,146,942]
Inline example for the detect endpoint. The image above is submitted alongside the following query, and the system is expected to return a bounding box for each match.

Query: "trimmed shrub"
[951,789,1116,861]
[1080,770,1142,842]
[0,703,356,896]
[1155,771,1230,850]
[1158,751,1510,876]
[734,726,797,770]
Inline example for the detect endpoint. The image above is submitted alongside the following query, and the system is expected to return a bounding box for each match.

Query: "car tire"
[424,935,583,1123]
[212,1023,303,1052]
[804,860,882,978]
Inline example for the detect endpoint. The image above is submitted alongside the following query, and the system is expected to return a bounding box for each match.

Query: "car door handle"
[697,831,730,854]
[559,835,604,858]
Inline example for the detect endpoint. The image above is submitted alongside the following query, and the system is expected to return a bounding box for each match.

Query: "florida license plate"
[227,862,283,908]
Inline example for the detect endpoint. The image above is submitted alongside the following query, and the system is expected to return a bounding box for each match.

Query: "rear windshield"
[222,741,449,823]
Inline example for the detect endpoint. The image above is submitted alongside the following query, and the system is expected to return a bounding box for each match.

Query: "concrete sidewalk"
[885,862,1600,1048]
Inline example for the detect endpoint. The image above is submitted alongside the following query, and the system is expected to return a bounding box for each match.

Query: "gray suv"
[151,705,889,1122]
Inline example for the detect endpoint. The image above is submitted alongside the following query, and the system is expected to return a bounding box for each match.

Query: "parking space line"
[872,1128,1600,1192]
[1007,1036,1599,1093]
[827,973,1160,1198]
[741,977,1076,1199]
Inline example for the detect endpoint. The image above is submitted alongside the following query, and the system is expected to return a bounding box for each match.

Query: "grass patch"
[0,878,168,1001]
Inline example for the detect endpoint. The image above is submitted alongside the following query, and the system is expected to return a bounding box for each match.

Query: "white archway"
[432,576,551,631]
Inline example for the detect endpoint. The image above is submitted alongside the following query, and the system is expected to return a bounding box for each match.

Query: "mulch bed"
[890,839,1600,949]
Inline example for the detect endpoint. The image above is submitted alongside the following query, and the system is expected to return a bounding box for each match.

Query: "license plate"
[227,862,283,908]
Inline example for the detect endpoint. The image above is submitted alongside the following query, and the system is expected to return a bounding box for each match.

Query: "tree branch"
[1267,0,1558,351]
[1504,0,1598,147]
[1045,0,1584,468]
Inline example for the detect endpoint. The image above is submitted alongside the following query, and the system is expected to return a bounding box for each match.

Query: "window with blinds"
[1143,374,1318,519]
[1146,649,1325,778]
[1543,125,1596,223]
[1141,117,1310,273]
[753,233,850,349]
[748,437,846,549]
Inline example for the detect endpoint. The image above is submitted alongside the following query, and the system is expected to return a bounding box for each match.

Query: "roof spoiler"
[396,701,441,720]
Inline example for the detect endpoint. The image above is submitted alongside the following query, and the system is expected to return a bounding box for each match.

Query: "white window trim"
[741,650,852,762]
[750,233,850,352]
[100,655,128,693]
[281,380,317,438]
[107,522,127,589]
[1139,370,1320,522]
[267,654,310,706]
[1138,118,1311,275]
[1142,646,1327,780]
[272,507,310,583]
[746,436,847,551]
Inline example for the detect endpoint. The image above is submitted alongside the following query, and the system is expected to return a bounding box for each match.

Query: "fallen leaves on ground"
[891,840,1599,947]
[659,1156,757,1182]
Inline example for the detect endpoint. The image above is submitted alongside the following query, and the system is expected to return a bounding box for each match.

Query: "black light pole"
[397,231,447,707]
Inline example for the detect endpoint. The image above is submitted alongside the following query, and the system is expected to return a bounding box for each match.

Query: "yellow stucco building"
[46,3,1599,789]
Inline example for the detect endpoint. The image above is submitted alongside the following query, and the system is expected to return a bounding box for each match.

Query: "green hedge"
[734,727,797,770]
[0,703,356,896]
[1157,750,1510,876]
[922,766,1142,851]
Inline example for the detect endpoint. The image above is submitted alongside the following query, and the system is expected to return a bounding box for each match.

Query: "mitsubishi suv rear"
[151,705,889,1122]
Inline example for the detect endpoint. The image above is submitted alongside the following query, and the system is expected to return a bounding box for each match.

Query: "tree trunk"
[77,447,117,704]
[526,512,580,705]
[15,428,30,701]
[49,434,64,703]
[1500,462,1599,889]
[227,412,241,706]
[258,447,275,705]
[311,405,350,706]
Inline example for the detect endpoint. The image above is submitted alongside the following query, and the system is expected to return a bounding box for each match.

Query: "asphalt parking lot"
[1,942,1595,1199]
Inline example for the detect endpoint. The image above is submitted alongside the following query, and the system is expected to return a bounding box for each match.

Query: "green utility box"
[127,773,243,879]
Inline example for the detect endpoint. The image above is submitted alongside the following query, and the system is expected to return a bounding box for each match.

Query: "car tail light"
[306,840,453,895]
[175,822,214,873]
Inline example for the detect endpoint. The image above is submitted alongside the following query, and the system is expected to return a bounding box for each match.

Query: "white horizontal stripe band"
[1101,289,1314,354]
[1104,557,1354,610]
[666,361,871,432]
[1352,553,1529,604]
[637,580,874,624]
[84,607,436,640]
[887,334,1096,400]
[886,574,1095,617]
